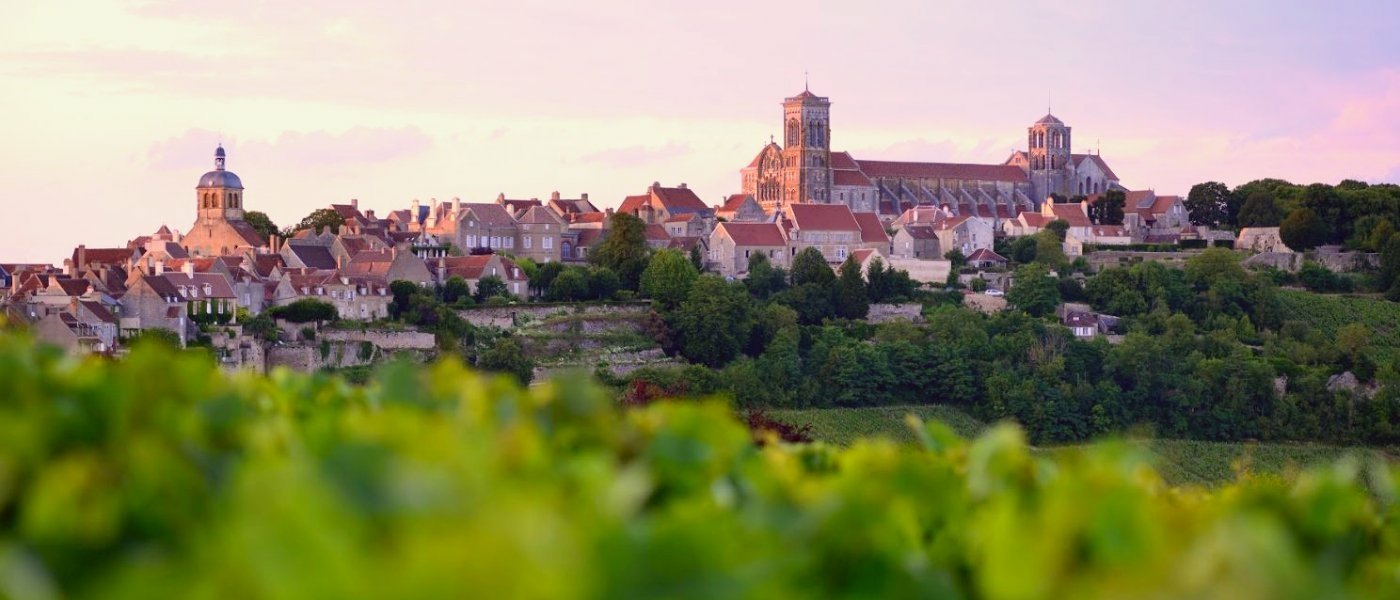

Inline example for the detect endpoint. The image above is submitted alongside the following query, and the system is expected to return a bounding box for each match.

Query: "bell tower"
[1028,114,1071,202]
[780,84,832,205]
[196,145,245,224]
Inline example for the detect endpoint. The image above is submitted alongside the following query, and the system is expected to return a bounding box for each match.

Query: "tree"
[389,280,421,320]
[1279,208,1329,251]
[244,211,279,240]
[1378,233,1400,294]
[441,276,472,304]
[791,247,835,287]
[589,267,621,301]
[1185,181,1231,228]
[676,275,753,367]
[835,256,869,319]
[590,213,650,290]
[1006,263,1060,317]
[128,327,182,350]
[944,249,966,269]
[1237,190,1283,227]
[474,275,508,303]
[1009,236,1039,264]
[548,268,589,302]
[293,208,345,235]
[744,253,788,300]
[268,298,338,323]
[242,312,279,342]
[689,244,705,272]
[640,248,699,309]
[1088,189,1126,226]
[530,262,565,298]
[1033,230,1067,269]
[476,337,534,385]
[1184,247,1246,289]
[1046,219,1070,241]
[866,258,892,302]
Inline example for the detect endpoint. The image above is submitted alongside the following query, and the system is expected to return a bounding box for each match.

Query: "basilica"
[740,88,1123,221]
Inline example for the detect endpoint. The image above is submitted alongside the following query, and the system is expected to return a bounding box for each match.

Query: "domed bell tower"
[780,85,832,205]
[197,145,245,224]
[1028,114,1071,202]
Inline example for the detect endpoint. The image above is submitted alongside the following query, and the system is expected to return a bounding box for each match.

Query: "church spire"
[214,145,226,171]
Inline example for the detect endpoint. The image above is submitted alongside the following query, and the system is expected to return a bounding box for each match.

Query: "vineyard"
[1277,290,1400,363]
[3,331,1400,598]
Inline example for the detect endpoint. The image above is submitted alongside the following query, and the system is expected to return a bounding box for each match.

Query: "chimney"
[64,260,74,277]
[269,234,277,253]
[580,193,589,201]
[497,193,506,202]
[77,244,87,269]
[452,197,461,214]
[678,183,687,189]
[337,255,345,270]
[365,209,376,219]
[551,191,560,201]
[651,181,660,190]
[605,208,614,217]
[182,260,195,276]
[351,198,358,210]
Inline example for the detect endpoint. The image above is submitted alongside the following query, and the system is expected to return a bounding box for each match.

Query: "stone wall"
[866,303,924,323]
[1242,252,1300,272]
[1085,251,1203,272]
[458,302,651,329]
[321,329,436,350]
[268,345,317,372]
[1313,251,1379,273]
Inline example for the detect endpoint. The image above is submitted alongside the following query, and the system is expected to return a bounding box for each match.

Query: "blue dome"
[198,170,243,189]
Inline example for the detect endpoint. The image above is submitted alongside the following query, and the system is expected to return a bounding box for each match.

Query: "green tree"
[128,327,182,350]
[474,275,508,303]
[791,247,835,287]
[1237,190,1283,227]
[244,210,279,240]
[1379,233,1400,294]
[676,275,753,367]
[1046,219,1070,241]
[865,258,892,302]
[1009,236,1039,264]
[640,248,699,309]
[1184,247,1246,289]
[588,267,621,301]
[242,312,279,342]
[1185,181,1232,228]
[1033,230,1067,269]
[530,262,565,298]
[590,213,650,289]
[548,268,589,302]
[268,298,338,323]
[944,249,966,269]
[835,256,869,319]
[1279,208,1329,251]
[293,208,345,235]
[1006,263,1061,317]
[1088,189,1126,225]
[744,253,788,300]
[689,244,705,272]
[441,276,471,304]
[476,337,534,385]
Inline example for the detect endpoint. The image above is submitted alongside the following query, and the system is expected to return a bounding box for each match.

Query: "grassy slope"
[1276,290,1400,363]
[772,405,1385,487]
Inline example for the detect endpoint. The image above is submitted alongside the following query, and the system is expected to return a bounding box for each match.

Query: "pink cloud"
[577,142,691,168]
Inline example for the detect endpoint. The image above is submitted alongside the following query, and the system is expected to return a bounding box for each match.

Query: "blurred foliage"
[4,329,1400,598]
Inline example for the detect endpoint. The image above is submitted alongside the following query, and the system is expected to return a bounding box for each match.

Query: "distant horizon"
[3,0,1398,263]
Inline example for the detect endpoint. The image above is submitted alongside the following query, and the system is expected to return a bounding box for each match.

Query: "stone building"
[181,146,267,257]
[709,222,789,278]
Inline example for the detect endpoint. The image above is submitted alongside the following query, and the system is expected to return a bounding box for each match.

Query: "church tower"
[196,145,245,224]
[1027,114,1071,202]
[780,86,832,205]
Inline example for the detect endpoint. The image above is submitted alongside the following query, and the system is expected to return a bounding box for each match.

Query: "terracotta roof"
[1090,226,1128,237]
[653,186,711,214]
[901,224,938,240]
[346,250,394,277]
[852,212,890,244]
[229,220,267,247]
[500,199,542,215]
[719,194,753,212]
[833,170,875,187]
[967,248,1007,263]
[851,248,880,265]
[162,273,236,299]
[787,203,860,232]
[575,228,605,248]
[665,213,698,223]
[251,254,285,277]
[1071,154,1119,181]
[72,247,132,267]
[1143,233,1181,244]
[164,257,220,273]
[460,203,518,227]
[1063,311,1097,327]
[1150,195,1181,215]
[856,159,1029,182]
[668,236,705,252]
[1020,213,1052,227]
[573,212,608,224]
[716,222,786,247]
[330,204,364,220]
[496,256,529,282]
[829,151,859,170]
[437,255,494,280]
[338,237,372,256]
[1049,204,1092,227]
[644,224,670,242]
[548,198,599,215]
[518,205,563,225]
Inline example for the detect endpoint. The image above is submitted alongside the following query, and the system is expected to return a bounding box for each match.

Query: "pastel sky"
[2,0,1399,263]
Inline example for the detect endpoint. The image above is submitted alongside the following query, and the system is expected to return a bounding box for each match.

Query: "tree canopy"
[1279,208,1329,251]
[790,247,835,287]
[589,213,650,290]
[1006,263,1061,317]
[1088,190,1125,225]
[640,248,699,309]
[243,211,279,240]
[293,208,345,235]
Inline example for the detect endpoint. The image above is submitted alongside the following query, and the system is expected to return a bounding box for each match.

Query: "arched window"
[786,119,800,147]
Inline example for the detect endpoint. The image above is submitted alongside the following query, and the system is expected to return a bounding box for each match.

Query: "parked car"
[985,288,1004,297]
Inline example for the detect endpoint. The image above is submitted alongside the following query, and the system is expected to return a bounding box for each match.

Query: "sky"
[2,0,1399,263]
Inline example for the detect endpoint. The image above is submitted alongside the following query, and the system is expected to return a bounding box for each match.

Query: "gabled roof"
[787,203,861,232]
[620,185,712,217]
[500,199,543,217]
[251,254,285,278]
[900,224,939,240]
[518,205,564,225]
[745,142,781,168]
[1072,153,1119,181]
[56,279,90,296]
[162,272,236,299]
[967,248,1008,263]
[852,212,890,244]
[1049,204,1092,227]
[229,220,267,247]
[833,170,875,187]
[829,151,860,170]
[1063,311,1097,327]
[715,222,786,247]
[459,203,518,227]
[856,160,1029,182]
[79,300,118,324]
[286,244,338,270]
[72,247,133,267]
[719,194,754,212]
[665,213,698,223]
[668,236,705,252]
[644,224,670,242]
[437,255,496,281]
[1090,226,1129,237]
[1019,213,1052,227]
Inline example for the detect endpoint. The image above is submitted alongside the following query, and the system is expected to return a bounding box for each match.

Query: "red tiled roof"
[829,151,859,170]
[787,203,860,232]
[716,222,786,247]
[1150,195,1181,216]
[851,248,879,264]
[644,224,670,242]
[967,248,1007,263]
[72,247,132,267]
[852,212,890,244]
[719,194,752,212]
[576,228,605,248]
[573,212,608,224]
[230,220,267,247]
[668,236,705,252]
[665,213,698,223]
[460,203,518,227]
[1049,204,1092,227]
[437,256,494,281]
[901,225,938,240]
[652,186,710,214]
[518,205,563,225]
[833,170,875,187]
[252,254,285,277]
[617,194,652,215]
[856,160,1029,182]
[1020,213,1052,227]
[1090,226,1128,237]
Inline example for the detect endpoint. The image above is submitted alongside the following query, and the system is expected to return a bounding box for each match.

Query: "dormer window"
[202,283,213,295]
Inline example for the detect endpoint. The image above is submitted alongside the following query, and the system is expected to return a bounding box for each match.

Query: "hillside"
[1277,290,1400,363]
[772,404,1385,486]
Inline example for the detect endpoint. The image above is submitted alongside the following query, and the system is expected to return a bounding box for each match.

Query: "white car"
[985,288,1004,297]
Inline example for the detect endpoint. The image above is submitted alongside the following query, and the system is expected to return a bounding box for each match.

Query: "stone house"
[715,194,767,222]
[782,203,868,263]
[456,203,520,254]
[892,225,941,260]
[120,275,192,346]
[515,205,566,263]
[433,255,528,296]
[345,248,434,286]
[966,248,1009,269]
[618,183,715,227]
[710,222,789,278]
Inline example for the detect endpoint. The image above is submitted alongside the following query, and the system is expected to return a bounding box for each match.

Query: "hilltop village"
[0,89,1370,373]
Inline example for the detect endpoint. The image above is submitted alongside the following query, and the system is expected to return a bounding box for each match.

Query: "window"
[744,250,751,258]
[837,246,847,260]
[468,235,478,247]
[504,237,513,249]
[543,237,552,250]
[524,236,532,249]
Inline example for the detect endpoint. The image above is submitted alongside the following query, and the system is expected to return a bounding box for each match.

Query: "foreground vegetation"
[5,332,1400,598]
